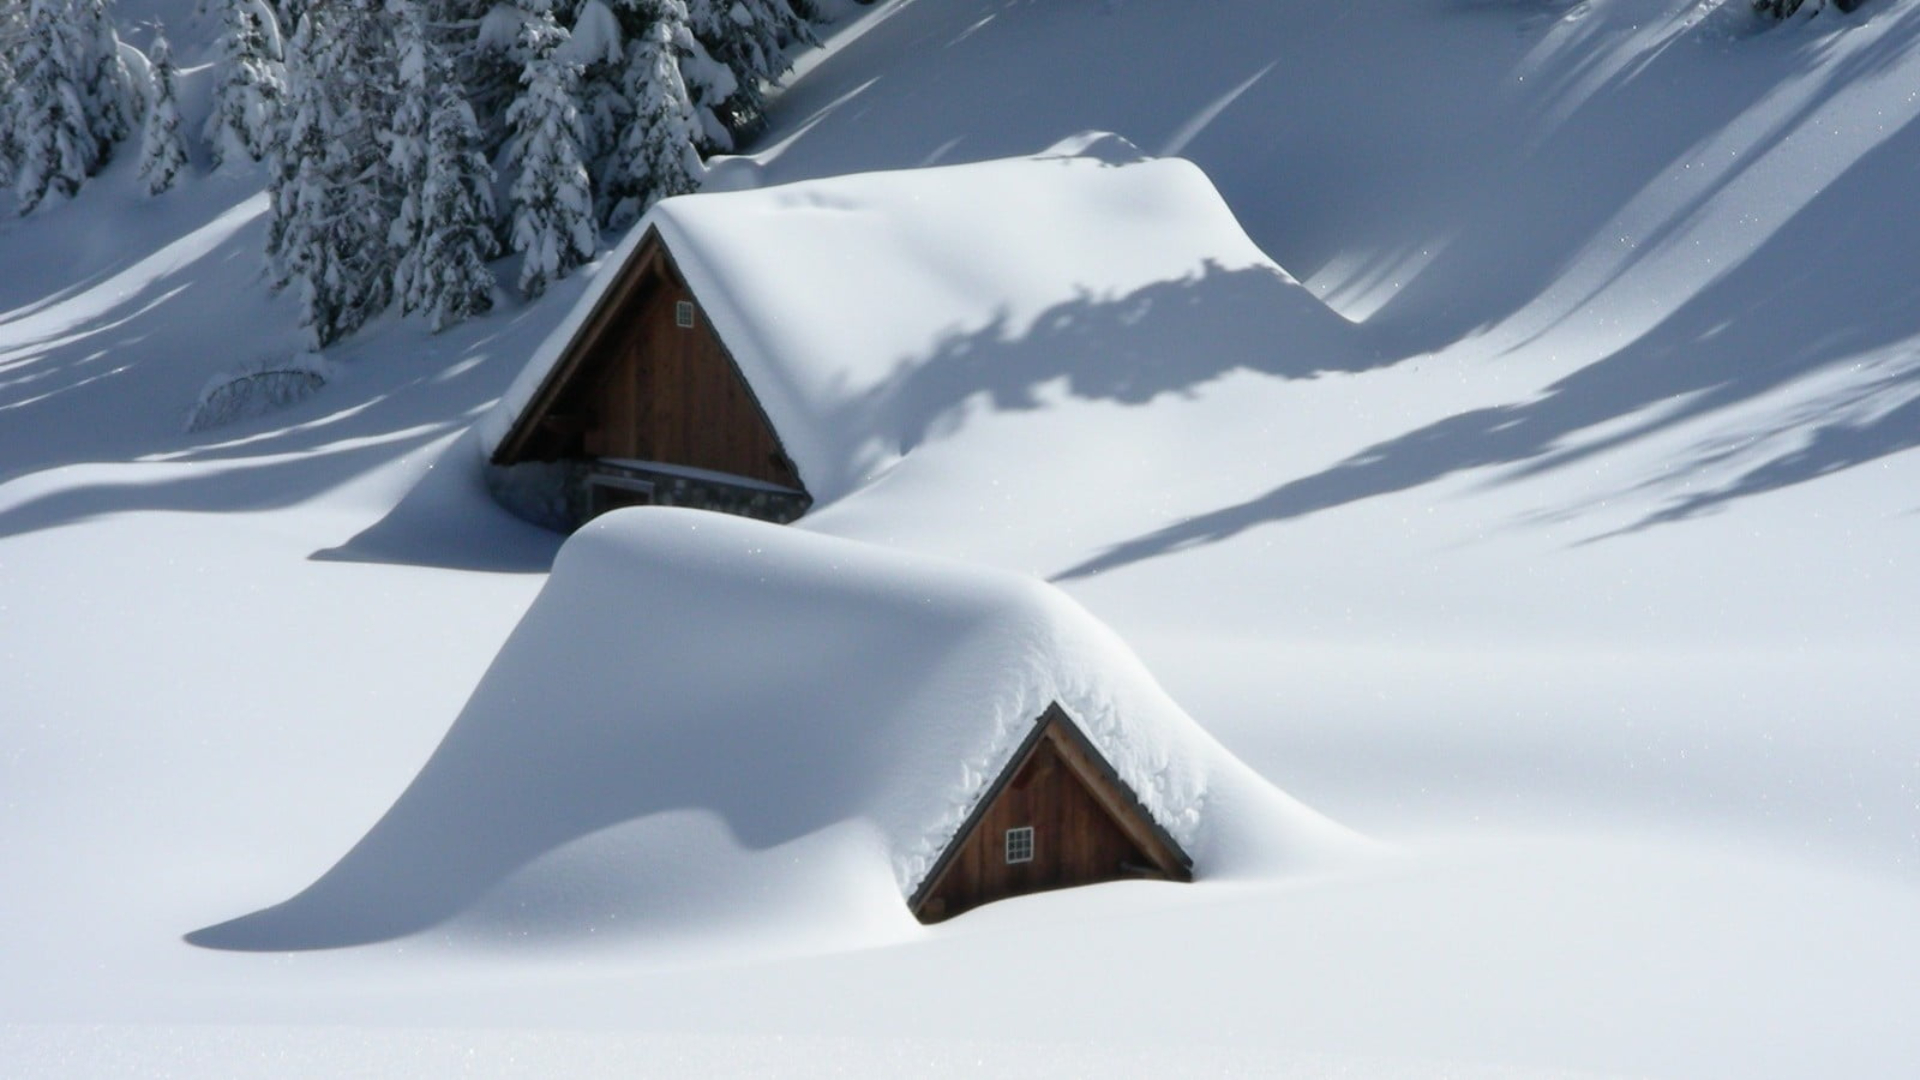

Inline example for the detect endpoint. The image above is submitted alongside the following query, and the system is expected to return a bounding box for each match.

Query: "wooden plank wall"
[917,734,1157,922]
[575,266,801,490]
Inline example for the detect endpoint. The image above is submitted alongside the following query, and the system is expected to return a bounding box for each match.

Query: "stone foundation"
[487,458,810,533]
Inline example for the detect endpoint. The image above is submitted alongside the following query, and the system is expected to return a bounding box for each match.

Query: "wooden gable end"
[910,703,1194,924]
[492,229,804,493]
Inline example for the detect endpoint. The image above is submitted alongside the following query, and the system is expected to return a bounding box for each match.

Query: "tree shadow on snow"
[1351,0,1920,354]
[1058,102,1920,579]
[762,0,1919,363]
[0,339,521,554]
[0,188,579,572]
[823,259,1387,470]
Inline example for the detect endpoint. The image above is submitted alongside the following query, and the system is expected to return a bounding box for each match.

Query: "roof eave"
[490,227,669,467]
[906,702,1195,917]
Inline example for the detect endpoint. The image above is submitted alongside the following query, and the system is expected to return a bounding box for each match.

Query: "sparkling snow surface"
[4,0,1920,1076]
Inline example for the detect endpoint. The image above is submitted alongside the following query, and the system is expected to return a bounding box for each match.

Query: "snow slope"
[3,0,1919,1075]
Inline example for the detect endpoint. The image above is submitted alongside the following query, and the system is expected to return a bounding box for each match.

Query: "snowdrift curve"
[191,508,1355,951]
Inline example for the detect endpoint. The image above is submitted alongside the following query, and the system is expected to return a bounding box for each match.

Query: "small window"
[675,300,696,328]
[1005,826,1034,864]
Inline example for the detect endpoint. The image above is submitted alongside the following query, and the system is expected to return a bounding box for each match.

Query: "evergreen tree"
[444,0,536,157]
[387,0,434,312]
[1754,0,1867,15]
[387,0,497,331]
[74,0,133,159]
[415,77,500,329]
[602,0,700,229]
[676,24,737,152]
[138,29,189,195]
[686,0,804,136]
[312,0,399,338]
[505,6,595,299]
[266,3,399,345]
[782,0,820,29]
[272,0,310,31]
[12,0,100,212]
[265,14,318,290]
[267,15,341,338]
[567,0,631,206]
[204,0,285,167]
[0,37,19,191]
[0,2,28,184]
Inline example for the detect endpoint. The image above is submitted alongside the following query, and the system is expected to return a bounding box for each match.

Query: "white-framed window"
[675,300,696,328]
[1005,826,1035,864]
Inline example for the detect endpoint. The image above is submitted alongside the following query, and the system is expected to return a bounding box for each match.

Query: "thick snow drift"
[481,137,1367,505]
[193,507,1352,950]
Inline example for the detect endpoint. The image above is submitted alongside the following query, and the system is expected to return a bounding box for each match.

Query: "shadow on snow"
[1060,97,1920,579]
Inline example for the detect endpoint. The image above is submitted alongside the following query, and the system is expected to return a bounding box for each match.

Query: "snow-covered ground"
[4,0,1918,1075]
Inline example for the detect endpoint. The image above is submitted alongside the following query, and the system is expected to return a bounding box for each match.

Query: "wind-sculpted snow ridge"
[191,508,1358,952]
[478,135,1367,506]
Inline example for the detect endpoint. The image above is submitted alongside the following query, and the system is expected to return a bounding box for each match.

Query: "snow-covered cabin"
[191,510,1352,948]
[480,137,1356,531]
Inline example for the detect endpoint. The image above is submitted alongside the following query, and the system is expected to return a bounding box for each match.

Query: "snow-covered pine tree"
[686,0,807,138]
[264,15,310,289]
[676,27,737,153]
[566,0,633,212]
[266,2,400,345]
[266,15,340,335]
[782,0,819,29]
[415,73,500,329]
[4,0,140,209]
[1753,0,1867,16]
[204,0,285,167]
[387,0,434,313]
[601,0,701,230]
[505,5,595,299]
[12,0,101,212]
[434,0,525,157]
[387,0,496,330]
[264,13,341,297]
[320,0,400,338]
[0,25,19,190]
[271,0,309,32]
[74,0,134,159]
[774,0,817,49]
[138,29,189,194]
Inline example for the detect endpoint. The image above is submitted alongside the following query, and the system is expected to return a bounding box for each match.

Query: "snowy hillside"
[4,0,1919,1076]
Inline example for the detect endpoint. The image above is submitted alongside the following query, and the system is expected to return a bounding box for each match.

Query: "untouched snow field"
[4,0,1919,1075]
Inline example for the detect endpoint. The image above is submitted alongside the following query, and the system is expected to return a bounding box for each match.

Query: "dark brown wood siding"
[578,269,799,488]
[914,713,1190,924]
[495,233,803,493]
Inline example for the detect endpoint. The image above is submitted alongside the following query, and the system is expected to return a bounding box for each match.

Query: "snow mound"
[480,136,1366,505]
[191,508,1355,951]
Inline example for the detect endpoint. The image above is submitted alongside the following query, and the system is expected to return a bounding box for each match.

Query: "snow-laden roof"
[195,508,1354,949]
[480,136,1357,504]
